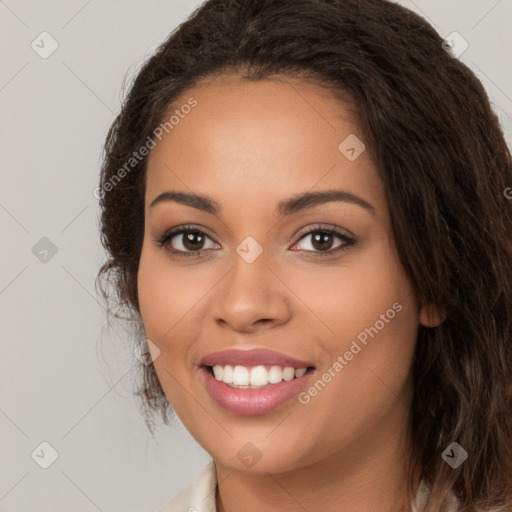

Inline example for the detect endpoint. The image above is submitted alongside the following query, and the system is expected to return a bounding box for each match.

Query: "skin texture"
[137,74,444,512]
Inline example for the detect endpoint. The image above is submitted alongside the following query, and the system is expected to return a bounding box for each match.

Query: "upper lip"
[199,349,314,369]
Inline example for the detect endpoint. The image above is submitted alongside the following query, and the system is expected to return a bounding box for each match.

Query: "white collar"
[157,460,217,512]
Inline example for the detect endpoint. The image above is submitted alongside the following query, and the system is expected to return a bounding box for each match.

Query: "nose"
[210,255,292,333]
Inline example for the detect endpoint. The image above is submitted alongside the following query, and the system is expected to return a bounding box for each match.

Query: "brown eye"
[291,227,356,257]
[310,231,336,251]
[166,229,217,252]
[155,226,219,257]
[179,230,207,251]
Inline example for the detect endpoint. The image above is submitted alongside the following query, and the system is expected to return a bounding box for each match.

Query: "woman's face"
[138,74,435,474]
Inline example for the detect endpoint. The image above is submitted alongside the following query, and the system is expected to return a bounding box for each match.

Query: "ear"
[419,303,446,328]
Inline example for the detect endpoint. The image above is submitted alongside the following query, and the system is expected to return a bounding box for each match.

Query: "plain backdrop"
[1,1,511,511]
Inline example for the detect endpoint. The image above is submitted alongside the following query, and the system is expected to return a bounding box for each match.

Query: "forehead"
[145,74,384,217]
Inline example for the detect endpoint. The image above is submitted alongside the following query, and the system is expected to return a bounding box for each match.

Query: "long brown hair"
[96,1,512,510]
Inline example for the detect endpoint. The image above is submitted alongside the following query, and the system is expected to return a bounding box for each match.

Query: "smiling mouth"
[202,364,315,389]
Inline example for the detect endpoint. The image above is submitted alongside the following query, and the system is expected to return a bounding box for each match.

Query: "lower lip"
[200,366,315,416]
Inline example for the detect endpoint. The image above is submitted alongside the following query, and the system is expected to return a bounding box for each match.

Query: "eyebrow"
[149,189,376,217]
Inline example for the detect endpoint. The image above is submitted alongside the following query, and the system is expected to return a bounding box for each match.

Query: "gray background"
[1,1,511,511]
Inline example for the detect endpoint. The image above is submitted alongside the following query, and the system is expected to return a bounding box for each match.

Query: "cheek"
[137,250,187,372]
[284,234,416,342]
[136,246,220,383]
[138,248,201,338]
[289,236,419,407]
[136,249,200,411]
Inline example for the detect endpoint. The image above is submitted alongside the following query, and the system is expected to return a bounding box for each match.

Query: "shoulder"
[156,459,217,512]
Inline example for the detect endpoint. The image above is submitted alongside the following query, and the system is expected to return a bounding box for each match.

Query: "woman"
[96,0,512,510]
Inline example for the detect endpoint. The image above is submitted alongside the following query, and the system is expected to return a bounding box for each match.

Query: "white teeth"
[212,365,224,381]
[232,366,250,386]
[210,364,309,387]
[250,365,268,386]
[268,365,283,384]
[295,367,307,378]
[223,365,233,383]
[283,367,295,381]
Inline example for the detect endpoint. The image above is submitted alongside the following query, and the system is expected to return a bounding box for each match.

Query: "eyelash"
[154,224,356,259]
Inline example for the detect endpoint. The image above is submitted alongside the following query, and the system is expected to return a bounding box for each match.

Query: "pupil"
[312,232,332,251]
[184,231,203,250]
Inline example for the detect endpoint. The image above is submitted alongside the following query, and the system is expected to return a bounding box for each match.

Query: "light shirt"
[156,459,460,512]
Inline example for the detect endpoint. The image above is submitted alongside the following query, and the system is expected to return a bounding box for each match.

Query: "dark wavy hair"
[96,0,512,510]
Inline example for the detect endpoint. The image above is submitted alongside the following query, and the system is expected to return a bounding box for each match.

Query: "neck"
[214,404,422,512]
